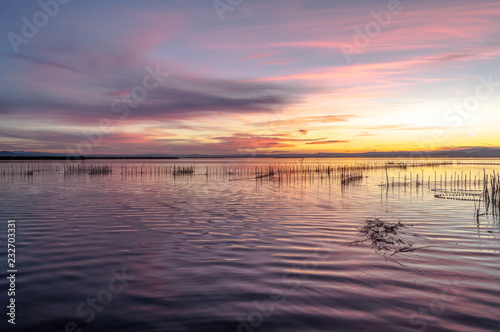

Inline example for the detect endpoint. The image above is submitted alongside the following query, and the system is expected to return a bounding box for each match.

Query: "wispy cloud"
[306,140,349,145]
[257,115,356,127]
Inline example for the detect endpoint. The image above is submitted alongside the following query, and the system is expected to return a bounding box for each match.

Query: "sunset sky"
[1,0,500,155]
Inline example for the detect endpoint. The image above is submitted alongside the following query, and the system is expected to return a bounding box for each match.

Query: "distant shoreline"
[3,148,500,160]
[0,156,180,160]
[2,155,500,161]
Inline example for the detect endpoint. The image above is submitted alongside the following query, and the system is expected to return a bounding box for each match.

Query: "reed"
[88,165,113,175]
[483,170,500,217]
[340,166,363,185]
[120,165,175,176]
[64,163,113,175]
[173,165,195,176]
[349,218,434,270]
[1,159,498,186]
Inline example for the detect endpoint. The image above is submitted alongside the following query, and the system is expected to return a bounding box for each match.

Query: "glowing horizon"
[1,0,500,155]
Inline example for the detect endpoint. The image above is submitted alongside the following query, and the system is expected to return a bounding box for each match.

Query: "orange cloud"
[306,140,349,145]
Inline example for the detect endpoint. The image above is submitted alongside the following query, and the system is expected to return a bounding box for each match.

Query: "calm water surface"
[0,158,499,331]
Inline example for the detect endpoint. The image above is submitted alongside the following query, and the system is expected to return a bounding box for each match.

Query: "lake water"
[0,158,499,331]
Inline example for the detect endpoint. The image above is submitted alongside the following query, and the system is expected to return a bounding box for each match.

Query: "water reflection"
[0,159,499,331]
